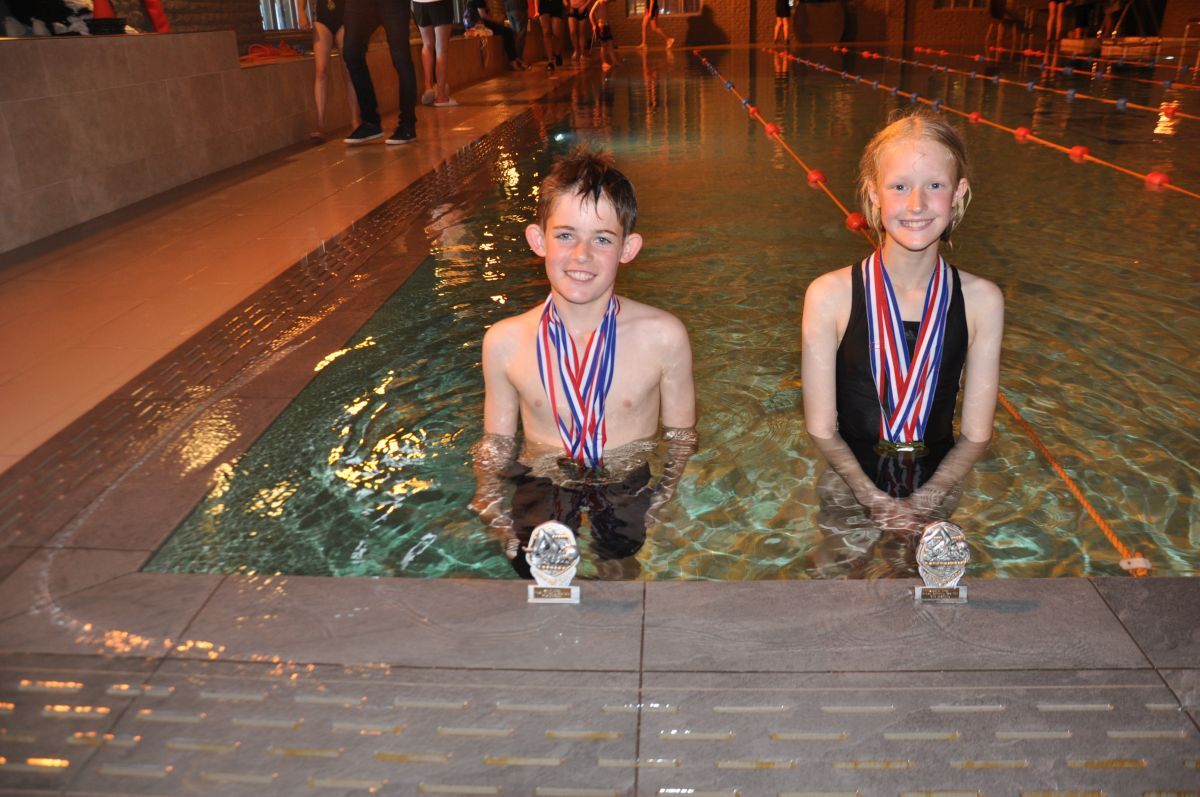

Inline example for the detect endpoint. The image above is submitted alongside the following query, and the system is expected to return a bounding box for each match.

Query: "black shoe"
[546,60,555,71]
[344,122,383,145]
[386,126,416,145]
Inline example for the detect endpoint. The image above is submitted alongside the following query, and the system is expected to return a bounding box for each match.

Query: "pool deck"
[1,53,1198,795]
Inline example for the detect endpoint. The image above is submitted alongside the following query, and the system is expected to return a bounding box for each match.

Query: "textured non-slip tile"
[173,576,644,670]
[0,572,221,658]
[1091,577,1200,669]
[0,548,149,622]
[642,579,1148,672]
[44,395,293,553]
[1161,669,1200,725]
[0,545,36,583]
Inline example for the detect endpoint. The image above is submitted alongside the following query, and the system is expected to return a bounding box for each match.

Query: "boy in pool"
[801,108,1004,535]
[472,148,696,576]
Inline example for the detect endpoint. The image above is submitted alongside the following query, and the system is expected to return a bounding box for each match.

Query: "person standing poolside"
[298,0,361,140]
[414,0,458,107]
[1046,0,1066,49]
[773,0,790,44]
[464,0,528,70]
[639,0,673,49]
[537,0,566,70]
[801,108,1004,534]
[472,148,696,575]
[504,0,531,65]
[341,0,418,145]
[567,0,591,62]
[589,0,619,71]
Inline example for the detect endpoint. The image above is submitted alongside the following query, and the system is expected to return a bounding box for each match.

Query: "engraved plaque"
[914,520,969,604]
[525,521,580,604]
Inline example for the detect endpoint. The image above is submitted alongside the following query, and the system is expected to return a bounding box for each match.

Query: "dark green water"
[147,46,1199,579]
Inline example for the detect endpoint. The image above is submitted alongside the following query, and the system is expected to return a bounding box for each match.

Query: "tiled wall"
[0,30,524,255]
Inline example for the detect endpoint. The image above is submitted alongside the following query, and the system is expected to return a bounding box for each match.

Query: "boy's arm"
[647,316,697,522]
[588,0,601,26]
[471,325,522,553]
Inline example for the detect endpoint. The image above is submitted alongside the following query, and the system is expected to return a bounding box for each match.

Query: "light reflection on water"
[147,47,1198,580]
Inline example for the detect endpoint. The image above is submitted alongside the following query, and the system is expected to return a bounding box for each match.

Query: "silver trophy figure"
[525,521,581,603]
[914,520,969,603]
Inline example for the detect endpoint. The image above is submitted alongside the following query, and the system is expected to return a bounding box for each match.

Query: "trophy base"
[528,585,580,604]
[914,584,967,604]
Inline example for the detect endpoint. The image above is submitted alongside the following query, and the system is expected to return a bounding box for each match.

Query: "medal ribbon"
[862,250,951,444]
[535,294,620,468]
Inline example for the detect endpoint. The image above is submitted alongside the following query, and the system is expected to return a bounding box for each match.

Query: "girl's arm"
[957,274,1005,443]
[802,271,891,505]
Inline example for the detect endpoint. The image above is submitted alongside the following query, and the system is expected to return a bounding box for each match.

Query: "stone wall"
[0,28,522,254]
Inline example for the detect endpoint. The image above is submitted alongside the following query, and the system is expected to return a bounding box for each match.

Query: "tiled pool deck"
[0,54,1197,795]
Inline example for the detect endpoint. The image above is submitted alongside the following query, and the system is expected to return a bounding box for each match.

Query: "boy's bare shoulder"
[482,304,541,351]
[616,295,689,342]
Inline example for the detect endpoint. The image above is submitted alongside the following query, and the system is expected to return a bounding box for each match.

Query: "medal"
[536,294,620,469]
[862,250,951,451]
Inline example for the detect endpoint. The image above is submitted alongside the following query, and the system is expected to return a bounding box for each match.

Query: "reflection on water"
[148,47,1198,580]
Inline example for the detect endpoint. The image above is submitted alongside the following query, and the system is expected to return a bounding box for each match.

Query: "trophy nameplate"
[525,521,580,604]
[914,520,969,604]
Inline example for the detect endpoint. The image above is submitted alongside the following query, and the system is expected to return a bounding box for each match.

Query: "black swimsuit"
[314,0,345,34]
[834,260,968,495]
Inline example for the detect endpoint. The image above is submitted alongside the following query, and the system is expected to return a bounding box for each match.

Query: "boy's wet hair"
[858,107,972,244]
[537,147,638,236]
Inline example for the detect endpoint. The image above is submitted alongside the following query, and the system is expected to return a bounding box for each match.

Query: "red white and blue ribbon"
[862,250,951,445]
[536,294,620,468]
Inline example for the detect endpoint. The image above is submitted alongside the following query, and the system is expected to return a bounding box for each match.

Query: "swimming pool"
[146,45,1199,580]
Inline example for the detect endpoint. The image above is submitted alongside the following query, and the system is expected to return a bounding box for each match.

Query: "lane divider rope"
[775,48,1199,201]
[985,43,1200,85]
[909,43,1199,92]
[692,48,1150,575]
[873,46,1197,122]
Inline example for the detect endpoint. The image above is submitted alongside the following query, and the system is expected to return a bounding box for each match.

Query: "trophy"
[525,521,581,604]
[914,520,969,604]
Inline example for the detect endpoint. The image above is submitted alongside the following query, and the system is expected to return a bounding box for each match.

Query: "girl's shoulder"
[953,266,1003,305]
[806,264,855,300]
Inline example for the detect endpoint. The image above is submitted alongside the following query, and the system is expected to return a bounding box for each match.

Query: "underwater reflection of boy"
[472,148,697,578]
[801,109,1004,542]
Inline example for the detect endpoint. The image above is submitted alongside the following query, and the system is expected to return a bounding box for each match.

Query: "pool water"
[146,46,1199,580]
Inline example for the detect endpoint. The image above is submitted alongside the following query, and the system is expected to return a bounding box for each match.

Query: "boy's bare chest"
[511,335,659,421]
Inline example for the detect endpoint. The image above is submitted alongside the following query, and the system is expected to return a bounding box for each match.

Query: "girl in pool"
[801,108,1004,535]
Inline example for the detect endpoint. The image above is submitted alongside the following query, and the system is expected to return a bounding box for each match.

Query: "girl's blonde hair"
[858,108,972,245]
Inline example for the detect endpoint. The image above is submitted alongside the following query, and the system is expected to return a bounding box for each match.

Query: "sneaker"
[546,60,555,71]
[433,97,458,107]
[343,122,383,144]
[421,88,436,105]
[386,126,416,145]
[666,37,676,48]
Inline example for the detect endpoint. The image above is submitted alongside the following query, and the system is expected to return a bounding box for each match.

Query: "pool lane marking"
[691,49,1150,576]
[996,393,1149,575]
[984,43,1200,87]
[925,41,1200,91]
[860,47,1198,122]
[692,52,875,243]
[773,49,1200,201]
